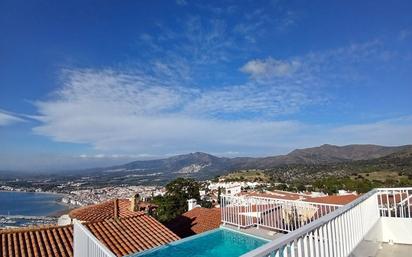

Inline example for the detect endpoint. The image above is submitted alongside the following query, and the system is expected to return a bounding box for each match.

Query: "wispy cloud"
[32,68,303,153]
[241,58,301,78]
[0,110,25,126]
[328,116,412,145]
[26,11,411,158]
[276,10,299,31]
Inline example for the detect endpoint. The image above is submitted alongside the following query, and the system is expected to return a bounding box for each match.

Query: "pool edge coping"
[219,225,271,242]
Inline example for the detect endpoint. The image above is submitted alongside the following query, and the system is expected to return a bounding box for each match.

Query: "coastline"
[0,190,74,217]
[0,189,67,197]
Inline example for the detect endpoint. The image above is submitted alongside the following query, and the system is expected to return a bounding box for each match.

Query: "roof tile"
[2,202,179,257]
[0,225,73,257]
[69,199,143,222]
[304,194,358,205]
[85,215,179,257]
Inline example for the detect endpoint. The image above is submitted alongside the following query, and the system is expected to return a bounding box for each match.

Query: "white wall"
[362,217,412,245]
[58,214,72,226]
[380,217,412,244]
[225,185,241,195]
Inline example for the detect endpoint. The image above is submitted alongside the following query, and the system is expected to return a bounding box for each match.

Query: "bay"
[0,191,68,216]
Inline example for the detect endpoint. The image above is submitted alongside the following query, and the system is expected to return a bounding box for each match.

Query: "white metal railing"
[377,187,412,218]
[73,220,116,257]
[240,189,380,257]
[221,195,340,232]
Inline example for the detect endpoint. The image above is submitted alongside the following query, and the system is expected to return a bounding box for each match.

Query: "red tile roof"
[241,190,358,206]
[304,194,358,205]
[69,199,142,222]
[240,191,308,201]
[167,207,221,238]
[85,215,180,257]
[2,200,180,257]
[0,225,73,257]
[378,193,412,205]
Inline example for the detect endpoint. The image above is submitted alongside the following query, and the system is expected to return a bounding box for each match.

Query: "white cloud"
[327,116,412,146]
[5,114,412,171]
[2,5,411,171]
[241,58,301,78]
[184,83,315,116]
[29,38,402,157]
[31,67,412,157]
[32,70,301,153]
[0,110,24,126]
[21,11,407,162]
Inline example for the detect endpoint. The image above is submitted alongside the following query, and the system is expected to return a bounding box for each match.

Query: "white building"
[224,185,242,195]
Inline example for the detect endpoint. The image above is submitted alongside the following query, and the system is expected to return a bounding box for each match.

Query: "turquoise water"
[0,191,67,216]
[134,228,268,257]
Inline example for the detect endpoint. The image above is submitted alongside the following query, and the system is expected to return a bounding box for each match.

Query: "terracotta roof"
[304,194,358,205]
[69,199,142,222]
[0,225,73,257]
[378,193,412,205]
[1,214,179,257]
[240,191,307,201]
[85,215,180,257]
[167,207,221,238]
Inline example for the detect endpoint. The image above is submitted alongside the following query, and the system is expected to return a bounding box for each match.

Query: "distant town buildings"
[61,185,165,206]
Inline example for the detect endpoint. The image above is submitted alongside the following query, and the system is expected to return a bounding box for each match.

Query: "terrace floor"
[351,241,412,257]
[221,224,284,241]
[376,243,412,257]
[222,225,412,257]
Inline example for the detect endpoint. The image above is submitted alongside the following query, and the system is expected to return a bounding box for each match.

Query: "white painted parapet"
[73,220,116,257]
[380,217,412,244]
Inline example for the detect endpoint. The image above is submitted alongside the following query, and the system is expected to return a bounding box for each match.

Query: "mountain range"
[91,144,412,181]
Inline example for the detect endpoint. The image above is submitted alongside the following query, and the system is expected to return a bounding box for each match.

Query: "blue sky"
[1,0,412,171]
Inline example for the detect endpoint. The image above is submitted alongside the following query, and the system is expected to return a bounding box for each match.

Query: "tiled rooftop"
[85,215,180,257]
[304,194,358,205]
[241,191,304,201]
[0,225,73,257]
[69,199,142,222]
[241,191,360,206]
[1,200,179,257]
[167,207,221,238]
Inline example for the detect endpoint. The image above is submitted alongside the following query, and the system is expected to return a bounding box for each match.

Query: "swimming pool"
[132,228,269,257]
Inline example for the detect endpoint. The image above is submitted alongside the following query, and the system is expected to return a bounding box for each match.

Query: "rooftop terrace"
[74,187,412,257]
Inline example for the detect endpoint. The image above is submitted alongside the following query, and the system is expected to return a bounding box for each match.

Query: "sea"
[0,191,68,227]
[0,191,67,216]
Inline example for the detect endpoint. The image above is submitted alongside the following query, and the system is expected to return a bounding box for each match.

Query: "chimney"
[130,193,139,212]
[113,198,119,219]
[187,199,197,211]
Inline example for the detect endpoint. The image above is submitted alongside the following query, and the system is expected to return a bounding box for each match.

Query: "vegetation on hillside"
[217,149,412,194]
[217,170,270,182]
[152,178,211,223]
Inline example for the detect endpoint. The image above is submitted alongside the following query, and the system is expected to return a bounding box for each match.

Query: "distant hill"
[107,152,233,180]
[263,146,412,184]
[212,144,412,170]
[2,144,412,187]
[86,144,412,183]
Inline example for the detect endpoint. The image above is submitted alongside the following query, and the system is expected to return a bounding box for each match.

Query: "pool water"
[133,228,268,257]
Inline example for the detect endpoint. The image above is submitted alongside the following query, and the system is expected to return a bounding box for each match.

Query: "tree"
[296,183,306,192]
[153,178,200,223]
[199,199,212,208]
[217,186,222,204]
[275,183,288,191]
[165,177,200,200]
